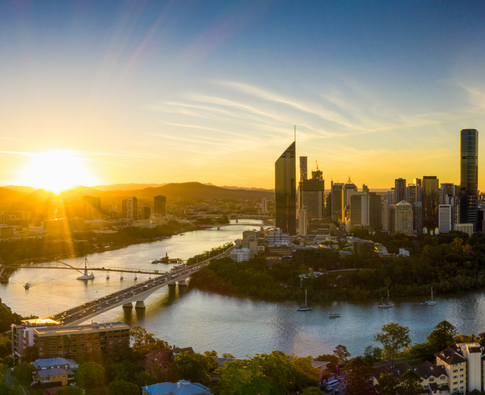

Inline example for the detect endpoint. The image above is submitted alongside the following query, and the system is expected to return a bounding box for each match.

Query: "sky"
[1,0,485,190]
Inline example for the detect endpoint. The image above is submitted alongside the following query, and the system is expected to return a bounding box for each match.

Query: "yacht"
[297,289,312,312]
[151,259,160,264]
[77,257,95,280]
[24,283,30,289]
[424,287,437,306]
[329,313,340,318]
[379,289,394,309]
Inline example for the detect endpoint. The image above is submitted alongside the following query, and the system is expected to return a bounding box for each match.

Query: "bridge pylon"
[135,301,146,309]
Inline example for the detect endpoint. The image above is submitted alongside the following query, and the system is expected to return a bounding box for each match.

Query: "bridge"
[47,247,233,327]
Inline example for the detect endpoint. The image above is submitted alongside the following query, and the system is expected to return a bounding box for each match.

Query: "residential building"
[299,168,324,220]
[275,142,296,235]
[298,207,308,236]
[330,182,344,222]
[369,192,382,231]
[261,198,268,215]
[82,196,101,219]
[33,322,129,359]
[32,357,78,387]
[230,248,251,262]
[454,223,474,237]
[142,380,212,395]
[394,178,406,202]
[394,201,413,236]
[406,183,417,205]
[423,176,440,233]
[140,206,151,220]
[154,195,167,216]
[342,178,357,220]
[439,204,452,234]
[460,129,479,231]
[122,196,138,220]
[350,192,369,229]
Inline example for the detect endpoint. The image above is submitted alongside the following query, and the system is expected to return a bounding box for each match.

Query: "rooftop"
[143,380,212,395]
[34,321,129,337]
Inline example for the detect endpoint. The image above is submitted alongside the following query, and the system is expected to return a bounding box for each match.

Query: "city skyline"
[1,1,485,190]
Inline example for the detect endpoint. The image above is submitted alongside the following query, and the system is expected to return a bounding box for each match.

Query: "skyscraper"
[299,156,308,182]
[82,196,101,219]
[460,129,479,231]
[331,182,344,222]
[122,196,138,220]
[275,142,296,235]
[154,195,167,216]
[422,176,439,233]
[394,178,406,202]
[299,168,324,219]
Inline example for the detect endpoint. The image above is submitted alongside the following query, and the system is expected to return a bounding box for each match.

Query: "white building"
[261,198,268,215]
[438,204,452,233]
[454,223,474,237]
[230,248,251,262]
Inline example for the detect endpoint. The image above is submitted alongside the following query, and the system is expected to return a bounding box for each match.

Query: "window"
[453,370,458,373]
[460,374,463,377]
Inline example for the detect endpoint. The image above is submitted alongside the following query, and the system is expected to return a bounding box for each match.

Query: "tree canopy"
[75,361,106,389]
[374,322,411,363]
[345,357,373,395]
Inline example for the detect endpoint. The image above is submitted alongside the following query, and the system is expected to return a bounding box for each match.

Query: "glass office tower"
[275,142,296,235]
[460,129,479,231]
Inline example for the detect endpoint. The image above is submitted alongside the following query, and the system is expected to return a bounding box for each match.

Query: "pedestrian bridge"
[46,247,233,327]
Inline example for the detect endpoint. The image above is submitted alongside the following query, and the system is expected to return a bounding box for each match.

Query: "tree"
[222,352,235,359]
[345,357,372,395]
[109,379,140,395]
[52,387,84,395]
[301,387,322,394]
[399,370,422,395]
[363,345,382,364]
[378,373,399,395]
[130,326,168,356]
[316,354,339,373]
[175,352,211,386]
[12,362,32,386]
[75,361,106,389]
[21,345,38,363]
[214,360,272,395]
[426,321,457,353]
[333,345,351,364]
[374,322,411,364]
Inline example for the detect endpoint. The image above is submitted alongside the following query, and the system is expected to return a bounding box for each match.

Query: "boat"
[120,275,123,281]
[329,313,340,318]
[379,289,394,308]
[151,259,160,264]
[424,287,437,306]
[77,257,95,280]
[297,289,312,312]
[179,233,185,236]
[24,283,30,289]
[134,275,138,281]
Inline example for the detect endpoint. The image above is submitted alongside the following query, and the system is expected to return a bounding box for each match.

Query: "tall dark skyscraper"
[460,129,479,230]
[275,142,296,235]
[154,195,167,216]
[299,168,324,219]
[394,178,406,202]
[422,176,439,233]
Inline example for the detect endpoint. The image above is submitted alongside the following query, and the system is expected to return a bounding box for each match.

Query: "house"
[144,347,195,375]
[32,357,78,387]
[142,380,212,395]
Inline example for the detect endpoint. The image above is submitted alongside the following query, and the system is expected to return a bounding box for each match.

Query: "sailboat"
[424,287,437,306]
[24,283,31,289]
[379,289,394,308]
[77,257,95,280]
[297,289,312,312]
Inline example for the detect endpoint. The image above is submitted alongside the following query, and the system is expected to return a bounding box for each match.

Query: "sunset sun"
[17,150,98,194]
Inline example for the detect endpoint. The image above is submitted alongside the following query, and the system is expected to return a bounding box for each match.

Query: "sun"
[17,150,99,194]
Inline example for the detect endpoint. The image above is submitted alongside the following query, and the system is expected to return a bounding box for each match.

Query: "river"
[1,219,484,359]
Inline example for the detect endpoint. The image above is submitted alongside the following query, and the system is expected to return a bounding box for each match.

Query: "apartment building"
[374,342,485,394]
[33,322,130,359]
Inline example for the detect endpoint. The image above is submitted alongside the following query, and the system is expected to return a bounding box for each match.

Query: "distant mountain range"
[0,182,274,207]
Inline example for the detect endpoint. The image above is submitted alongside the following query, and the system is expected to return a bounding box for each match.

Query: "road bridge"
[47,247,233,327]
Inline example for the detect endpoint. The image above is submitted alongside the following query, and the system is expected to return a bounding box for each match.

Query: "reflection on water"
[2,220,485,358]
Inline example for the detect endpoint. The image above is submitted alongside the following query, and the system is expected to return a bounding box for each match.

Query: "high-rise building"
[460,129,479,231]
[154,195,167,216]
[298,207,307,236]
[330,182,344,222]
[342,178,357,220]
[438,204,452,233]
[275,142,296,235]
[299,168,324,219]
[413,201,423,235]
[261,198,268,215]
[122,197,138,220]
[422,176,439,233]
[369,192,382,231]
[82,196,101,220]
[394,201,413,236]
[350,192,369,228]
[140,206,151,220]
[299,156,308,182]
[406,184,417,205]
[394,178,406,202]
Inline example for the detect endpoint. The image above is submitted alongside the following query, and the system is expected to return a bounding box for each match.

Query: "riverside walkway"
[46,248,233,327]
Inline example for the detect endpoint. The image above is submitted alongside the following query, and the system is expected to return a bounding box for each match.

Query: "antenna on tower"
[294,125,296,142]
[316,160,318,170]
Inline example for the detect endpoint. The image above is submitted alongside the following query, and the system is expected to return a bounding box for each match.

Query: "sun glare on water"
[17,150,98,194]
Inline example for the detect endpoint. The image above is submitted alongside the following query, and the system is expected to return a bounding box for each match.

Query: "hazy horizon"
[1,1,484,191]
